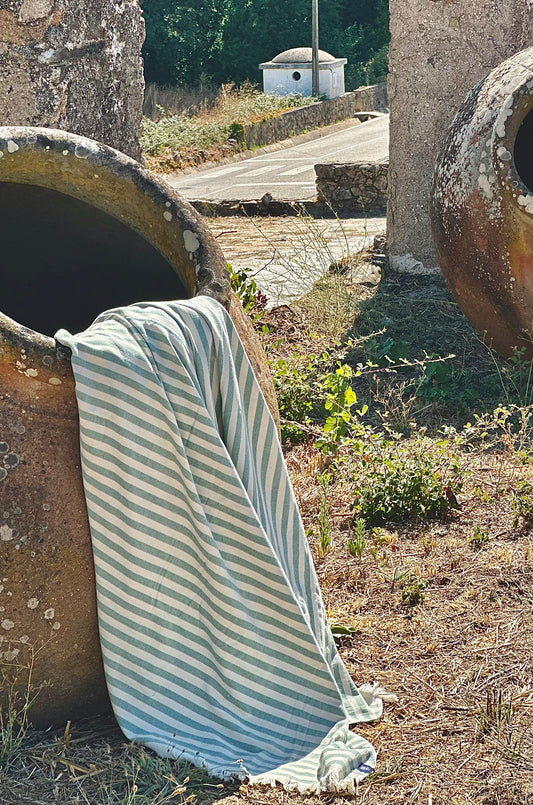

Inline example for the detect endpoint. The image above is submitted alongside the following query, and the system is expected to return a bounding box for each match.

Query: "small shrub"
[317,363,365,453]
[229,264,267,315]
[270,352,320,444]
[353,435,464,525]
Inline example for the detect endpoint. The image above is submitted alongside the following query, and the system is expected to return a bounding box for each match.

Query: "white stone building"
[259,47,347,99]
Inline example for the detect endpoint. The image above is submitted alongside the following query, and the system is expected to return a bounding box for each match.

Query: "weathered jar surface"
[0,127,276,725]
[431,47,533,358]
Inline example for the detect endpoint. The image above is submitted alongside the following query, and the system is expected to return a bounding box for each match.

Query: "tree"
[142,0,389,90]
[143,0,229,85]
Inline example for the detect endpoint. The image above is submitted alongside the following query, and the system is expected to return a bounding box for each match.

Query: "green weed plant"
[347,518,367,559]
[400,573,428,607]
[352,434,464,526]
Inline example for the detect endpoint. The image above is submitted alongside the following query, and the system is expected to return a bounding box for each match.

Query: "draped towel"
[55,296,382,793]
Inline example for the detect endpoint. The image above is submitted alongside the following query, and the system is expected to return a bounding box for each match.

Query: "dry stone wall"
[315,160,388,213]
[388,0,533,273]
[0,0,145,159]
[207,83,389,152]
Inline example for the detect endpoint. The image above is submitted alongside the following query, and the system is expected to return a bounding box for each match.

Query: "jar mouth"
[0,126,229,358]
[493,86,533,202]
[513,104,533,194]
[0,181,189,339]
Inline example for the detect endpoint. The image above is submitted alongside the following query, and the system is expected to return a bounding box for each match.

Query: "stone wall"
[218,83,388,151]
[0,0,145,159]
[315,160,388,213]
[388,0,533,273]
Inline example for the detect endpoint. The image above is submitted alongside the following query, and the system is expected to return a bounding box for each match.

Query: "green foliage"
[143,0,229,85]
[352,436,464,526]
[270,352,319,444]
[347,517,366,559]
[317,363,365,453]
[142,0,390,90]
[400,573,428,607]
[229,264,267,315]
[329,620,357,643]
[469,524,490,549]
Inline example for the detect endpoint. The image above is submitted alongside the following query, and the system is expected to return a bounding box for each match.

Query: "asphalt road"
[165,113,389,202]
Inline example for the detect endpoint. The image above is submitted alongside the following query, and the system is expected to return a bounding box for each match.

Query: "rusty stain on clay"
[432,47,533,358]
[0,126,278,726]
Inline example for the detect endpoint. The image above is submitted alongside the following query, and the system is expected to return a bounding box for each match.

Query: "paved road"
[165,114,389,202]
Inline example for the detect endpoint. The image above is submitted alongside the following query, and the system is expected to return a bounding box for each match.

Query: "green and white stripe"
[56,297,382,792]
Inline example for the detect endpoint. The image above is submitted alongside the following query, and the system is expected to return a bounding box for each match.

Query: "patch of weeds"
[372,377,419,436]
[492,346,533,408]
[117,746,214,804]
[400,573,428,607]
[269,347,367,446]
[270,351,321,443]
[511,480,533,530]
[352,272,514,423]
[469,524,490,550]
[0,643,42,772]
[347,517,367,559]
[477,688,514,737]
[329,620,357,644]
[416,355,480,412]
[421,535,437,555]
[352,433,464,525]
[141,84,315,164]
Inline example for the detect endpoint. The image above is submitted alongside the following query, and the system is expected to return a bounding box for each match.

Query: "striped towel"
[55,296,383,793]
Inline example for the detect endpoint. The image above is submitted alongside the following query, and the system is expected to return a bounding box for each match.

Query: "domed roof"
[271,47,336,64]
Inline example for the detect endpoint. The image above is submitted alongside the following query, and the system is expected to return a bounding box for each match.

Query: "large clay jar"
[431,47,533,358]
[0,127,277,726]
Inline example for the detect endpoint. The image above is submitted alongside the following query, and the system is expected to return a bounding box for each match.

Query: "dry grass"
[284,443,533,805]
[2,247,533,804]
